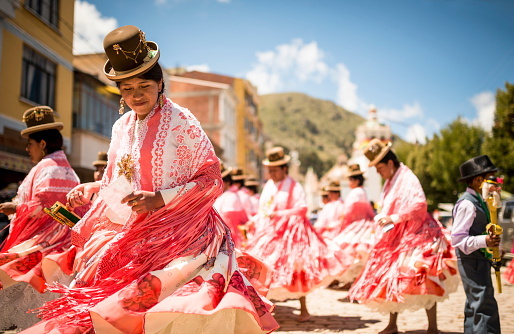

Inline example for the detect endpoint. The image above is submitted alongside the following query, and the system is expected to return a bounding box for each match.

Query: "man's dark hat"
[458,155,498,182]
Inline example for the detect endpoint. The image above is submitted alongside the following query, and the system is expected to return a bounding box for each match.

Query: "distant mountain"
[259,92,366,177]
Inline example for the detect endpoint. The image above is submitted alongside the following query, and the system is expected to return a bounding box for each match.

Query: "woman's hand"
[378,215,394,227]
[0,202,16,215]
[121,191,165,214]
[67,182,101,209]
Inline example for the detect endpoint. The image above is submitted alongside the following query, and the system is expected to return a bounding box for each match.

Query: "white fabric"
[214,190,244,213]
[258,176,307,217]
[451,187,488,254]
[315,199,345,230]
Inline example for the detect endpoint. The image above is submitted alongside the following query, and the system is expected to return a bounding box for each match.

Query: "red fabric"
[246,177,345,297]
[348,164,458,310]
[24,100,278,333]
[0,151,82,292]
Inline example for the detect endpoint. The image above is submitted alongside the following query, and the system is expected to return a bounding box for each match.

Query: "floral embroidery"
[176,145,192,161]
[176,134,185,143]
[118,273,162,312]
[15,252,42,274]
[206,273,225,307]
[186,125,202,139]
[236,255,262,281]
[229,272,268,317]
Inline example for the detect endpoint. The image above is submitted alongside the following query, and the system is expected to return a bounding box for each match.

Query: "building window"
[74,79,119,138]
[25,0,59,28]
[21,45,56,108]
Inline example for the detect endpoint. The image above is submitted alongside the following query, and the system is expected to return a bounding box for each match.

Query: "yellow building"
[0,0,75,186]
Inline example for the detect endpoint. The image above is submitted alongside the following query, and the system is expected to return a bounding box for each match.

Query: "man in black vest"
[452,155,501,334]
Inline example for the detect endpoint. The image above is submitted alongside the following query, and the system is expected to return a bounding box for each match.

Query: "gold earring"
[158,93,164,108]
[42,149,46,157]
[119,97,125,114]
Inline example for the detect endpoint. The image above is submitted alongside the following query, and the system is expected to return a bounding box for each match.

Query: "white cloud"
[246,39,329,95]
[185,64,211,72]
[73,0,117,54]
[471,91,495,131]
[380,102,423,123]
[217,0,231,3]
[405,124,427,144]
[332,63,359,113]
[245,38,427,141]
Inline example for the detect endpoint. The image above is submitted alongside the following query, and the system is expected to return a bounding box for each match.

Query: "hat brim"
[458,167,499,182]
[21,122,63,138]
[325,187,341,192]
[368,142,392,167]
[262,155,291,166]
[221,167,233,179]
[245,181,259,187]
[347,171,365,177]
[232,175,246,181]
[104,42,160,82]
[92,161,108,166]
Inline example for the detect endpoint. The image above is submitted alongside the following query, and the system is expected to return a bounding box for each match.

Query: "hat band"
[109,50,157,76]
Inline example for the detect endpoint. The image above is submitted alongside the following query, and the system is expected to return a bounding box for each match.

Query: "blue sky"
[73,0,514,144]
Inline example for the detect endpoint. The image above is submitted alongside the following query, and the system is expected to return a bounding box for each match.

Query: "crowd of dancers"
[0,24,508,334]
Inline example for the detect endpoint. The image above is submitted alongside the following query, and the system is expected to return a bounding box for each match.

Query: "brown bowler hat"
[20,106,63,138]
[231,167,246,181]
[262,146,291,166]
[323,180,341,192]
[220,161,233,178]
[347,163,364,177]
[363,138,392,167]
[92,151,108,167]
[245,179,259,187]
[103,25,160,82]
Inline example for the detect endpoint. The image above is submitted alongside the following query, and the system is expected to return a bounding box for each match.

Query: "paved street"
[2,272,512,333]
[272,271,514,334]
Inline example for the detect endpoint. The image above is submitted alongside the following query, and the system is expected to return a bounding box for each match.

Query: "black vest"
[453,191,489,260]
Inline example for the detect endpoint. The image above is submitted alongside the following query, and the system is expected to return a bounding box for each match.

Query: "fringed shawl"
[1,151,80,251]
[37,99,225,327]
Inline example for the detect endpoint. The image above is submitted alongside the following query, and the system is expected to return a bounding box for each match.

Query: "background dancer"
[0,107,81,330]
[214,163,248,248]
[331,164,377,287]
[246,146,345,322]
[349,139,459,334]
[314,180,345,240]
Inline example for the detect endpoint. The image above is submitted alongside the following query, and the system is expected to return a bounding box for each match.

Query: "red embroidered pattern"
[236,255,262,281]
[229,271,268,317]
[118,273,162,312]
[15,252,42,274]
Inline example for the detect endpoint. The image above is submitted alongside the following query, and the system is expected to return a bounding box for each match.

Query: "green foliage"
[483,82,514,193]
[402,118,486,211]
[260,93,365,177]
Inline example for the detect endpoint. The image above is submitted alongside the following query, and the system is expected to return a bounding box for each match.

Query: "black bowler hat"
[458,155,498,182]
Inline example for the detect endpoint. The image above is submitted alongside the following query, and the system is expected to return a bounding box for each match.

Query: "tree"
[483,82,514,194]
[401,118,486,211]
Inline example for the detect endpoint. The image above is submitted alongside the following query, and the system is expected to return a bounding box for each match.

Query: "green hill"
[259,92,366,177]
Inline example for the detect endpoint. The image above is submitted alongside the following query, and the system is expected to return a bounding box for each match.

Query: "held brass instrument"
[43,201,81,228]
[485,195,503,293]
